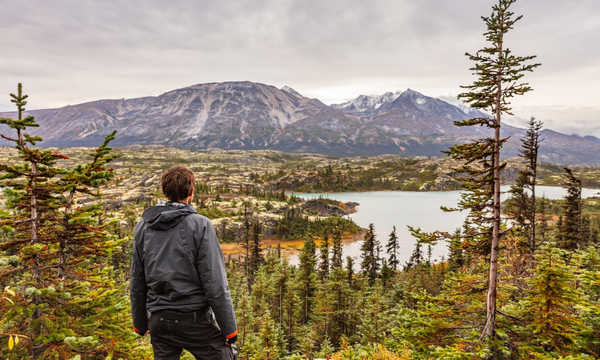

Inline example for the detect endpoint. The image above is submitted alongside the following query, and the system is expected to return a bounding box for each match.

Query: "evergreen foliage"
[0,84,146,359]
[506,117,543,255]
[386,226,399,271]
[318,234,329,278]
[331,225,344,271]
[249,220,264,284]
[298,236,316,324]
[446,0,541,343]
[360,223,380,285]
[521,246,581,355]
[561,168,583,250]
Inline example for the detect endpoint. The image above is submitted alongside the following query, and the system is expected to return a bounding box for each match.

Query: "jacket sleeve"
[130,220,148,335]
[195,219,238,339]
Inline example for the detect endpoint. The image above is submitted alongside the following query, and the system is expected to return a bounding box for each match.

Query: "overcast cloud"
[0,0,598,135]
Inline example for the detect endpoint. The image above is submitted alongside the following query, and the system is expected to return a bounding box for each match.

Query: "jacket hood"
[142,202,196,230]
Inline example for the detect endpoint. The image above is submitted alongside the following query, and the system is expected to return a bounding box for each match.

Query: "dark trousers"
[149,310,234,360]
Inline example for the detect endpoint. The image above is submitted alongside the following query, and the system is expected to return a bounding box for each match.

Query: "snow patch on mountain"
[438,95,484,117]
[332,91,403,113]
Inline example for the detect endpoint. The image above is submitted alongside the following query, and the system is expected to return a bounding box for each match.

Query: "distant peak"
[401,88,423,96]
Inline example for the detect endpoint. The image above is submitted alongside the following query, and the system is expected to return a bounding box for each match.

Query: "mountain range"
[1,81,599,164]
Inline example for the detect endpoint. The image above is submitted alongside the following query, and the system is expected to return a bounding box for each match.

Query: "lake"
[289,186,600,267]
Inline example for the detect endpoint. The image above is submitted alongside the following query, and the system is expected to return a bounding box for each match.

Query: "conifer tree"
[281,266,301,352]
[255,312,284,360]
[299,236,316,324]
[242,202,252,281]
[249,219,264,284]
[345,256,354,288]
[561,168,583,250]
[360,223,379,285]
[316,335,335,359]
[405,238,423,269]
[521,246,581,354]
[521,118,543,253]
[507,171,530,235]
[386,226,399,271]
[356,284,387,344]
[556,215,565,245]
[330,264,351,346]
[319,234,329,278]
[380,259,394,290]
[448,229,464,271]
[507,117,543,254]
[426,244,432,267]
[538,196,548,245]
[331,225,343,270]
[0,84,144,359]
[448,0,540,341]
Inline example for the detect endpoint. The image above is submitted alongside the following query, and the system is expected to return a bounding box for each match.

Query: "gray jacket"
[130,202,237,338]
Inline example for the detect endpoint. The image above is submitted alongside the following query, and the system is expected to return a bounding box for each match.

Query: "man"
[130,165,238,359]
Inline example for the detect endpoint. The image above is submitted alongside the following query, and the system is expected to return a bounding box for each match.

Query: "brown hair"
[161,165,195,202]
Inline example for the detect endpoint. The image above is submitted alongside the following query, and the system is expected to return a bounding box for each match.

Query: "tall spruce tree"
[521,118,543,253]
[406,240,424,269]
[538,196,548,245]
[249,219,264,285]
[242,202,252,281]
[319,234,330,278]
[448,229,464,271]
[508,117,543,253]
[386,226,399,271]
[447,0,540,341]
[360,223,379,285]
[299,236,317,324]
[345,256,354,288]
[331,225,343,271]
[561,168,583,250]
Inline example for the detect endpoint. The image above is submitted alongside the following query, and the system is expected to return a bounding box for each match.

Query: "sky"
[1,0,599,135]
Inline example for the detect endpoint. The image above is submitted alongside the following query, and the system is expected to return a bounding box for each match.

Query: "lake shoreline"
[289,184,600,196]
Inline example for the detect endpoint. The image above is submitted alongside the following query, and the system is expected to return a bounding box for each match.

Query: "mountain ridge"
[1,81,599,165]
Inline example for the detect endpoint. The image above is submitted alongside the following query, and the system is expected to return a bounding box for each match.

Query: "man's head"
[161,165,195,203]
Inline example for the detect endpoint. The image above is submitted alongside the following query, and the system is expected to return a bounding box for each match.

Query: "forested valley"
[2,1,600,359]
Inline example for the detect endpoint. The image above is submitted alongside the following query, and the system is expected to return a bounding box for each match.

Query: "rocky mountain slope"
[1,81,598,164]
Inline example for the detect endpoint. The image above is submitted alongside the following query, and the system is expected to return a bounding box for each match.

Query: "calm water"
[289,186,600,267]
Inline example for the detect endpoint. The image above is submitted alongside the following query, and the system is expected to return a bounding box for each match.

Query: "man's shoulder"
[185,213,212,228]
[134,218,146,234]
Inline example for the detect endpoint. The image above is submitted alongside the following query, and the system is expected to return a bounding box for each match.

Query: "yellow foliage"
[332,341,412,360]
[370,344,412,360]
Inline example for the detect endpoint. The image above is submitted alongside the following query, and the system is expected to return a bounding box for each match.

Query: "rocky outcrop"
[301,199,358,217]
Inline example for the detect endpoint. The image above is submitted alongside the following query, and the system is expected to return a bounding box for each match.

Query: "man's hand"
[225,330,238,345]
[133,327,149,337]
[225,334,237,345]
